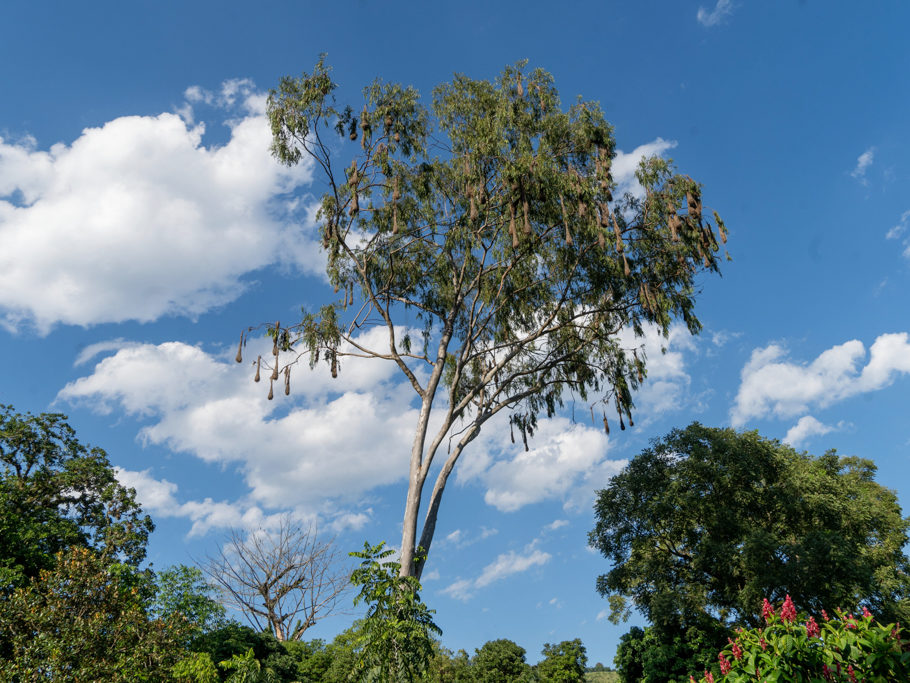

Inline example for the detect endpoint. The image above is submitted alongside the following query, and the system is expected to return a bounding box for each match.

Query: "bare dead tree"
[201,516,350,641]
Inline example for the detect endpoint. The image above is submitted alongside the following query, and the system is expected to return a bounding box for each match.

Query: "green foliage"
[349,542,442,681]
[153,564,227,645]
[282,637,335,682]
[613,621,729,683]
[692,597,910,682]
[590,423,910,633]
[538,639,588,682]
[219,648,282,683]
[192,623,299,682]
[585,672,619,683]
[0,405,154,591]
[172,651,220,683]
[472,638,534,682]
[0,546,188,681]
[427,643,474,682]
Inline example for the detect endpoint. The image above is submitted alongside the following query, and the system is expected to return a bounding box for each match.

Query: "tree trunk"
[398,399,434,577]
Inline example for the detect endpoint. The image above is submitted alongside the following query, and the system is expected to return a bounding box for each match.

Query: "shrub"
[690,596,909,682]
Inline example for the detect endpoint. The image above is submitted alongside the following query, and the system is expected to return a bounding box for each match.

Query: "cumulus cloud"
[783,416,842,449]
[59,329,419,516]
[850,147,875,184]
[732,333,910,426]
[115,467,289,537]
[0,80,319,333]
[480,418,610,512]
[616,323,698,420]
[697,0,734,27]
[441,546,551,601]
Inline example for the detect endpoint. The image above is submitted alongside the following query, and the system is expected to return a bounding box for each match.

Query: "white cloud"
[783,416,842,448]
[442,526,498,548]
[441,546,551,601]
[475,548,551,587]
[59,329,419,517]
[114,467,288,537]
[480,418,610,512]
[732,333,910,426]
[616,323,698,420]
[850,146,875,184]
[697,0,734,27]
[613,139,677,200]
[0,81,319,333]
[886,210,910,258]
[116,464,372,538]
[74,338,145,367]
[544,519,569,532]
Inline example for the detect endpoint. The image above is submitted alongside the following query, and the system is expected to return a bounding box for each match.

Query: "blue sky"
[2,0,909,667]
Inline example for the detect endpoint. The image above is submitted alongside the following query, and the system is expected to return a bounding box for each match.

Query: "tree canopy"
[260,58,727,576]
[0,405,153,590]
[471,638,533,682]
[537,638,588,682]
[589,423,910,632]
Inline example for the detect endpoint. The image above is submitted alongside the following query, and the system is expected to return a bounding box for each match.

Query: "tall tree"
[261,59,726,577]
[589,423,910,632]
[201,516,349,641]
[0,405,153,591]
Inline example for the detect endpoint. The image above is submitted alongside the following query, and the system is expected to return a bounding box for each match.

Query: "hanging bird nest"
[235,331,244,363]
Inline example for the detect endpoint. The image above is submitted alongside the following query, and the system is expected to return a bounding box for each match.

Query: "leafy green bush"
[690,596,909,682]
[350,541,441,681]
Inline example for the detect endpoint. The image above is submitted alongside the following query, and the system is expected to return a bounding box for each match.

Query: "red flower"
[821,609,829,621]
[719,653,731,675]
[728,637,743,661]
[762,598,776,623]
[847,664,857,682]
[759,636,767,651]
[780,594,797,623]
[862,605,872,618]
[805,616,820,638]
[845,614,857,629]
[704,670,714,683]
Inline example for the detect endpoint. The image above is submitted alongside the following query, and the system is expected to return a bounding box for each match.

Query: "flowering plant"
[690,596,908,682]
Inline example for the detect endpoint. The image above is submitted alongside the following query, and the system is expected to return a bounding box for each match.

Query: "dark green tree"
[0,405,153,590]
[261,59,726,577]
[192,623,299,683]
[612,621,728,683]
[472,638,533,682]
[590,423,910,632]
[537,638,587,682]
